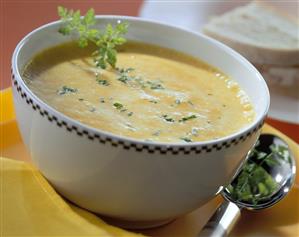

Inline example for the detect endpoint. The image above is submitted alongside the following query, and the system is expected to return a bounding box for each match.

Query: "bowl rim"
[11,15,270,150]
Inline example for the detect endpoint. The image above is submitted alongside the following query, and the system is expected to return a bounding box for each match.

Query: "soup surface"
[23,41,255,143]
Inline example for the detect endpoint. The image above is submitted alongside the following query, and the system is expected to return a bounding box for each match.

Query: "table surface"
[1,0,298,143]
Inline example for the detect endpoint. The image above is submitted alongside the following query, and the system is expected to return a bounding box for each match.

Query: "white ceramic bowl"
[11,16,269,228]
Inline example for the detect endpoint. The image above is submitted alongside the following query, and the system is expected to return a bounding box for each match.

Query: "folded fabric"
[0,157,144,236]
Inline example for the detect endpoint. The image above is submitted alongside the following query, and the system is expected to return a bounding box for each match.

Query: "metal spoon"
[199,134,296,237]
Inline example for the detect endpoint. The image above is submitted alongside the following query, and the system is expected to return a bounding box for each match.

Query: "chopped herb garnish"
[146,81,164,90]
[149,100,158,104]
[100,97,105,103]
[57,86,78,95]
[180,137,192,143]
[179,114,197,122]
[135,77,147,89]
[115,68,165,90]
[96,79,109,86]
[117,74,134,84]
[227,143,291,205]
[113,102,124,110]
[116,67,135,84]
[162,115,175,123]
[78,98,84,101]
[113,102,129,113]
[58,6,128,69]
[269,143,292,164]
[116,67,134,74]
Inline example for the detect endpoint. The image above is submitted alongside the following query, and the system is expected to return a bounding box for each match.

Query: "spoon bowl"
[223,134,296,210]
[199,134,296,237]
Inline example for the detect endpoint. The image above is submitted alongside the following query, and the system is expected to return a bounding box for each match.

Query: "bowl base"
[101,216,175,229]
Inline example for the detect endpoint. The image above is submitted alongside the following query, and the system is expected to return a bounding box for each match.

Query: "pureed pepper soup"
[22,41,255,143]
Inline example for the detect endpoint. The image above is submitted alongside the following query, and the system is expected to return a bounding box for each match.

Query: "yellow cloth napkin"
[0,157,144,236]
[0,88,16,123]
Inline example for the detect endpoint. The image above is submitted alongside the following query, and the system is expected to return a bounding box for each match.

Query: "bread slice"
[203,1,299,66]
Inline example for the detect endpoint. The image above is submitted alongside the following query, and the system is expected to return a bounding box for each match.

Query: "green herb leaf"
[96,79,109,86]
[180,137,192,143]
[113,102,129,113]
[57,6,128,69]
[116,67,134,73]
[99,97,105,103]
[113,102,124,110]
[146,81,164,90]
[115,68,166,91]
[57,86,78,95]
[162,114,175,123]
[93,22,128,69]
[117,74,133,84]
[179,114,197,122]
[116,67,135,84]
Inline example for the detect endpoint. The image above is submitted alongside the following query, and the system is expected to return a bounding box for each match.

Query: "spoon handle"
[198,200,241,237]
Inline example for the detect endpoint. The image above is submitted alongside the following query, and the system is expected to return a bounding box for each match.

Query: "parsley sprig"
[58,6,128,69]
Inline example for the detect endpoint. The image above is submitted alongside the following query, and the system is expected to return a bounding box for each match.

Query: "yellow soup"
[22,41,255,143]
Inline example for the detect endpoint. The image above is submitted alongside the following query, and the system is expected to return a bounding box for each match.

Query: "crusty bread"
[203,1,299,66]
